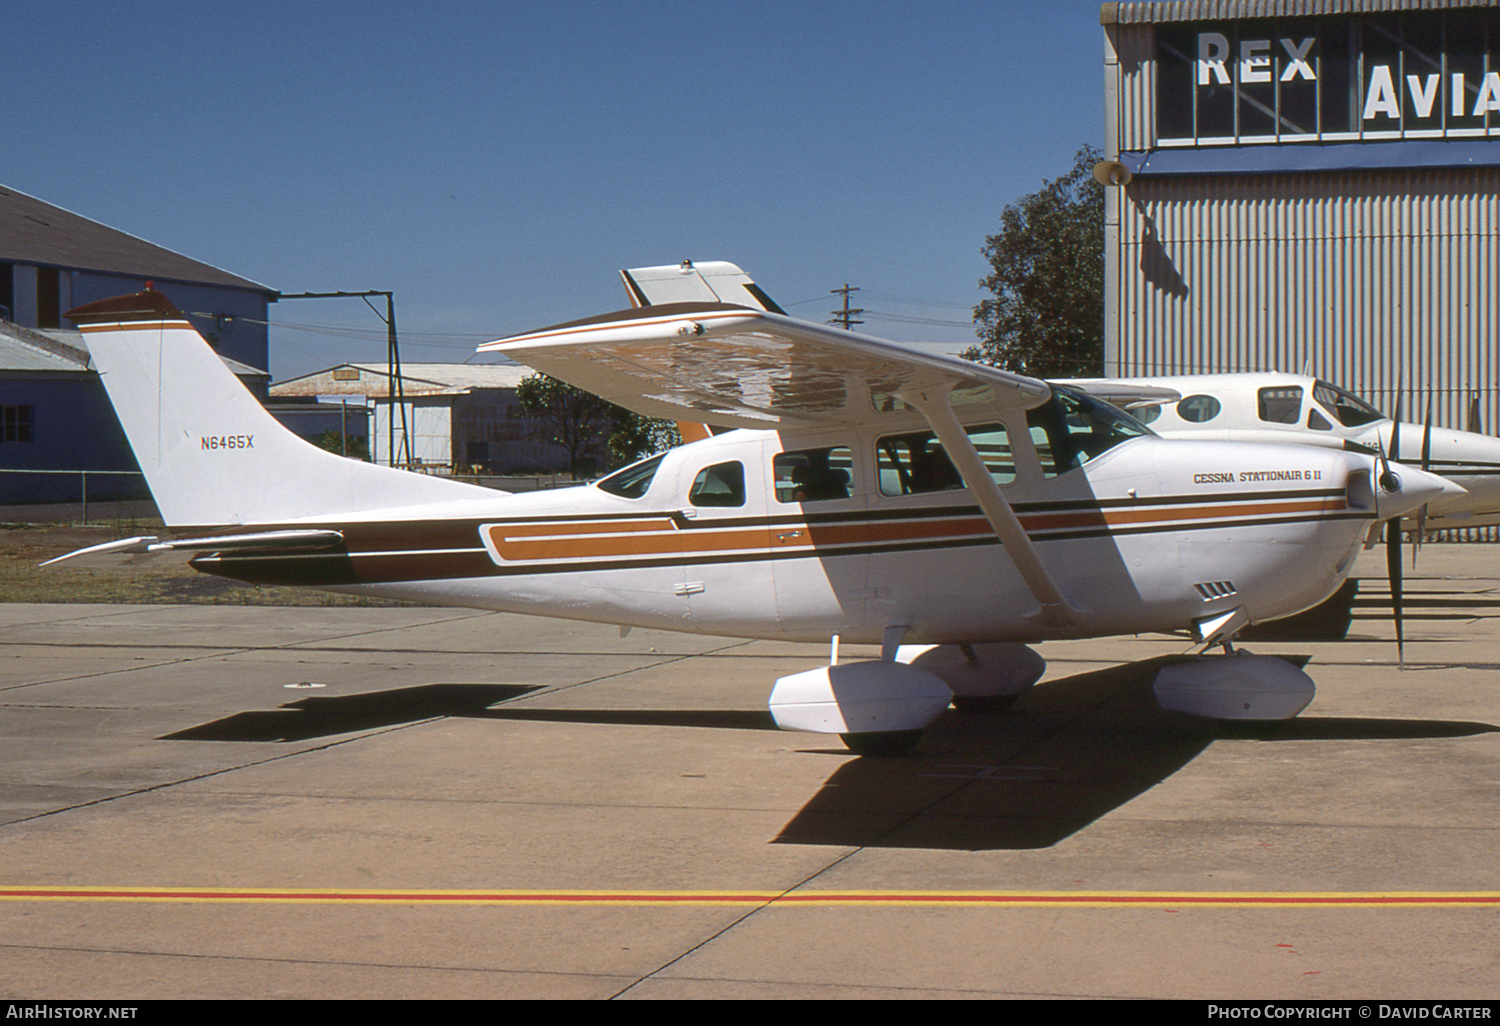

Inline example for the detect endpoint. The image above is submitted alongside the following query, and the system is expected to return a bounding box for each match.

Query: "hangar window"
[0,405,33,443]
[774,446,854,503]
[1258,387,1303,424]
[1177,395,1221,423]
[1154,11,1493,148]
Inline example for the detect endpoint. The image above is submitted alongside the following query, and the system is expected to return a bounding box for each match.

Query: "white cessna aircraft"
[628,261,1500,535]
[48,287,1454,755]
[630,260,1500,659]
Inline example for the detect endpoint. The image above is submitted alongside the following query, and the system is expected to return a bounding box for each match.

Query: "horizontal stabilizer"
[43,529,345,569]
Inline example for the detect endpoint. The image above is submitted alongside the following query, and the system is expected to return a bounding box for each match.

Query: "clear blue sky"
[6,0,1108,380]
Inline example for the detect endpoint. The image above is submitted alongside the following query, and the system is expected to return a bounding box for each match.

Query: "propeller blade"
[1378,395,1403,493]
[1414,397,1434,563]
[1386,518,1404,665]
[1389,395,1402,461]
[1420,396,1433,471]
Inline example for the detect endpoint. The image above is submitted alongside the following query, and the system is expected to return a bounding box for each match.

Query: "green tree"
[607,414,681,466]
[309,429,369,461]
[967,145,1104,377]
[515,373,680,475]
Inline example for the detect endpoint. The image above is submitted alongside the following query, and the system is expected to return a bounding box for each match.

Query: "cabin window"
[1307,409,1333,431]
[1177,394,1222,423]
[596,452,665,499]
[1134,404,1163,424]
[774,446,854,503]
[1258,387,1303,424]
[876,423,1014,496]
[1027,387,1153,477]
[1313,381,1385,428]
[689,461,745,507]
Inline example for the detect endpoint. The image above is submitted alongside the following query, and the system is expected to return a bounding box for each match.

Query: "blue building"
[1,183,277,506]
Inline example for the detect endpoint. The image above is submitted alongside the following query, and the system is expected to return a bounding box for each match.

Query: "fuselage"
[1100,372,1500,529]
[189,404,1388,646]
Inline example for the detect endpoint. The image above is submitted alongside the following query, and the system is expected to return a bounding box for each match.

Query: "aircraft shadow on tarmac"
[162,656,1496,852]
[160,683,546,742]
[769,658,1498,851]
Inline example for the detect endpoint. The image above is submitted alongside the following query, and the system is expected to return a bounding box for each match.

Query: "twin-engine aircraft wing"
[478,302,1051,431]
[1061,378,1182,410]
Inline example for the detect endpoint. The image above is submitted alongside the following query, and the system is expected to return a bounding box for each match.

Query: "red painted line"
[3,887,1498,907]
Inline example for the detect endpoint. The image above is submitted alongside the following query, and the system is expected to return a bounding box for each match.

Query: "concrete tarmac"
[2,546,1498,1000]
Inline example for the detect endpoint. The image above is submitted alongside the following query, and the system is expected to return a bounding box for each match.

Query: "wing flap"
[480,304,1050,430]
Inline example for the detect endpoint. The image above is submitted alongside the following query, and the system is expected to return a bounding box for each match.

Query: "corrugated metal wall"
[1109,22,1158,152]
[1114,171,1499,406]
[1107,0,1496,25]
[1104,8,1500,539]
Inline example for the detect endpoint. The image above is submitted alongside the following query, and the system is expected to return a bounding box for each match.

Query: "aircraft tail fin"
[620,260,784,313]
[68,290,496,528]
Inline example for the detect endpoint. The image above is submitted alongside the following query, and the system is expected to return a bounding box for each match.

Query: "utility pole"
[829,284,863,331]
[279,290,409,468]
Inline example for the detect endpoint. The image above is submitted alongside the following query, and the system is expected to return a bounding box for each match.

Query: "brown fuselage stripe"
[191,493,1367,586]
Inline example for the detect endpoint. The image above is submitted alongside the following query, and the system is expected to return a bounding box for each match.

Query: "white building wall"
[372,399,453,468]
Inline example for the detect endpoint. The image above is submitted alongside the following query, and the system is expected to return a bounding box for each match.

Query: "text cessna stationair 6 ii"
[50,286,1456,754]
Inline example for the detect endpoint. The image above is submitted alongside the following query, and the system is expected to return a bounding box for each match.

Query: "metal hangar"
[1100,0,1499,452]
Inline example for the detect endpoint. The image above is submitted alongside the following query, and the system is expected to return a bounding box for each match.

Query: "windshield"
[1313,380,1387,428]
[1026,386,1154,475]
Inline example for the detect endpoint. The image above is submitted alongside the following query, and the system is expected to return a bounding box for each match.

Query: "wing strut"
[899,383,1084,627]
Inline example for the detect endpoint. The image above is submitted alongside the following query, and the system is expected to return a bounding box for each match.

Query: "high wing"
[479,302,1052,431]
[481,303,1077,624]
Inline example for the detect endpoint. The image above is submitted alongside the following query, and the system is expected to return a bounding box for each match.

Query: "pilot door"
[672,436,778,636]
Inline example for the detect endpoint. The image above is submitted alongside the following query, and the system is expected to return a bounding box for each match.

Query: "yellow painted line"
[3,887,1499,908]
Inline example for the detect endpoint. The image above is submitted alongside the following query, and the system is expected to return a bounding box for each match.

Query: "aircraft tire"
[1215,719,1289,740]
[839,730,923,756]
[950,694,1019,715]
